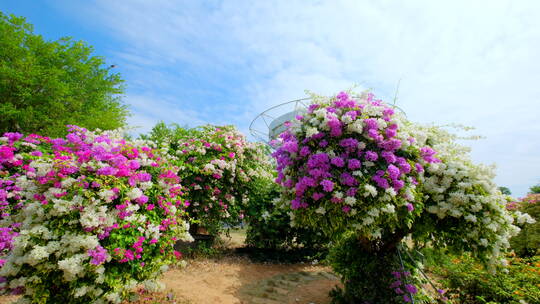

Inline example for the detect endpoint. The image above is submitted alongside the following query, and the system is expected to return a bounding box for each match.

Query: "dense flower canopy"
[171,125,273,233]
[0,126,190,303]
[272,92,434,235]
[272,91,530,263]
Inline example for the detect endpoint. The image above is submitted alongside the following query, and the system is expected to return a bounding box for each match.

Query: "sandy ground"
[163,256,338,304]
[0,258,338,304]
[0,230,340,304]
[0,296,17,304]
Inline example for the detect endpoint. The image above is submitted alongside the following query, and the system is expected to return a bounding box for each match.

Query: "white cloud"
[125,94,206,134]
[61,0,540,196]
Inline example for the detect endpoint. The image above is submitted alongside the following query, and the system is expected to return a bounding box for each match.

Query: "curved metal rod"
[397,245,416,304]
[249,95,407,143]
[248,97,312,132]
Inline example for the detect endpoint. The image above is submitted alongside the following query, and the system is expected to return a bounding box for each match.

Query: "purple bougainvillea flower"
[405,284,417,294]
[320,179,334,192]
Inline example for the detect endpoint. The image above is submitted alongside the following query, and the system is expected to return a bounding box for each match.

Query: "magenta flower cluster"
[0,227,18,268]
[272,91,441,233]
[88,245,108,265]
[390,270,420,303]
[0,126,189,300]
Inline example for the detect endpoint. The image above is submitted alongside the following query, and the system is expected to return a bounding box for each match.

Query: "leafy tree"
[0,12,128,138]
[530,183,540,194]
[499,186,512,195]
[140,121,190,144]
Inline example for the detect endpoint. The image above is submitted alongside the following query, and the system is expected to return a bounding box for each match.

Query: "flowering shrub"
[410,126,534,265]
[273,91,432,240]
[425,249,540,304]
[509,193,539,256]
[0,126,190,303]
[169,125,273,234]
[272,91,527,302]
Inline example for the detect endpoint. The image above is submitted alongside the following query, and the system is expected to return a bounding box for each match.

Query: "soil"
[161,256,339,304]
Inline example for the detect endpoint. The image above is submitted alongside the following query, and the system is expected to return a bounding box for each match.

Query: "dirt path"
[0,257,339,304]
[162,256,339,304]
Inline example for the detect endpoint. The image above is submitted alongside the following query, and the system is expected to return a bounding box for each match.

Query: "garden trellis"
[250,97,310,143]
[249,94,406,144]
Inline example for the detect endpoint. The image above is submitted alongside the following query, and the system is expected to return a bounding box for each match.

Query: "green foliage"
[328,231,432,304]
[328,231,396,304]
[139,121,190,145]
[425,249,540,304]
[498,186,511,195]
[245,179,327,249]
[510,194,540,257]
[242,178,328,262]
[530,184,540,194]
[244,178,288,249]
[0,12,127,137]
[176,236,223,259]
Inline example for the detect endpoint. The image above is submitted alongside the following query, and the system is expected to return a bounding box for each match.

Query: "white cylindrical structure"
[249,98,310,143]
[268,109,306,140]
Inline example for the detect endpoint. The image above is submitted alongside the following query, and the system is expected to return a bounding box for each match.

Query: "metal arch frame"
[249,96,407,145]
[249,97,312,144]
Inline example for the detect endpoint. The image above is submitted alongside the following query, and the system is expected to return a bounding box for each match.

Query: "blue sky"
[1,0,539,197]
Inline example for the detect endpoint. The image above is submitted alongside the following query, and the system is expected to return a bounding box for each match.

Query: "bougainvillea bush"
[272,91,532,303]
[0,126,191,303]
[167,125,273,235]
[508,193,539,256]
